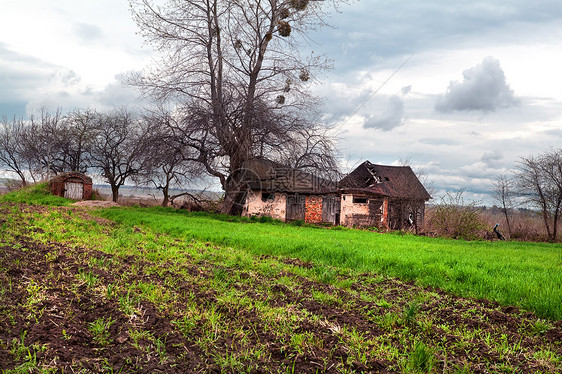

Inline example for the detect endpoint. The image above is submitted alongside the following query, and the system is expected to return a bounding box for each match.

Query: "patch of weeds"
[289,332,315,355]
[128,328,153,350]
[118,291,138,317]
[418,318,434,336]
[212,350,246,373]
[77,268,98,288]
[24,280,46,309]
[136,281,172,305]
[403,300,421,326]
[404,340,434,373]
[105,282,116,299]
[377,311,402,330]
[172,313,202,338]
[334,277,355,290]
[212,267,229,282]
[533,348,560,364]
[153,336,168,364]
[531,318,553,335]
[61,329,72,341]
[7,331,53,374]
[311,289,341,306]
[88,317,115,346]
[311,265,337,285]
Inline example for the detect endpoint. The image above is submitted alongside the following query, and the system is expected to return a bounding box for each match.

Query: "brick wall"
[49,172,93,200]
[83,183,93,200]
[305,195,322,223]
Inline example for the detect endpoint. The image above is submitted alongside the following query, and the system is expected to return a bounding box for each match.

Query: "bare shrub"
[479,208,558,242]
[424,191,485,240]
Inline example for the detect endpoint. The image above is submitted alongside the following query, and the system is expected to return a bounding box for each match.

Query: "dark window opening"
[353,196,367,204]
[262,192,275,202]
[385,177,390,181]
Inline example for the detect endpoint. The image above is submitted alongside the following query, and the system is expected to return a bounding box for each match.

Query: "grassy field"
[1,188,562,372]
[100,206,562,321]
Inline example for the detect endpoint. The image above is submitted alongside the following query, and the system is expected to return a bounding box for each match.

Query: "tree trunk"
[111,185,119,203]
[222,188,246,216]
[162,185,170,207]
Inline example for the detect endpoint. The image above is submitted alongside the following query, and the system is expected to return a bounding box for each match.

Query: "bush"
[426,190,485,240]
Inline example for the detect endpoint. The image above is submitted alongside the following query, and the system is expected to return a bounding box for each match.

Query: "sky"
[1,0,562,204]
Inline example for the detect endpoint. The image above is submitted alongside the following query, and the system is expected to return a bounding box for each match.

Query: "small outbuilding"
[49,172,93,200]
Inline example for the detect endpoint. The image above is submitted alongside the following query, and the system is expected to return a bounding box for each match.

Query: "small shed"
[49,172,93,200]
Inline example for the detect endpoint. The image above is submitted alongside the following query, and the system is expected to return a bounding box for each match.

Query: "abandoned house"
[241,158,431,229]
[338,161,432,229]
[242,158,340,224]
[49,172,93,200]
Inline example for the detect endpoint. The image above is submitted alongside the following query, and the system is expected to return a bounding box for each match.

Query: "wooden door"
[64,182,83,200]
[322,196,341,225]
[286,194,305,221]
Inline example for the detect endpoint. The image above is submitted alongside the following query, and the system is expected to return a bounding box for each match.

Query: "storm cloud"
[435,57,519,112]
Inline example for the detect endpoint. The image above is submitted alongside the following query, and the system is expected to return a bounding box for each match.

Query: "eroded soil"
[0,203,561,373]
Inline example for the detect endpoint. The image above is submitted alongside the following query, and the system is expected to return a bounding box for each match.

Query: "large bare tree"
[517,148,562,242]
[130,0,342,214]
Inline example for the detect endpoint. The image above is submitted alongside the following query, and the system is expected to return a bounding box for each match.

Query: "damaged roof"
[240,157,337,194]
[240,158,431,200]
[339,161,431,200]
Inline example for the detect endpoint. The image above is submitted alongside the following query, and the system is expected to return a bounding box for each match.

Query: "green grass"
[2,183,562,320]
[2,200,561,372]
[98,207,562,320]
[0,182,71,206]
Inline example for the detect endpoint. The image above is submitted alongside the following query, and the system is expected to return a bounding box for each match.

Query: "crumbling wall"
[243,190,287,221]
[340,194,389,228]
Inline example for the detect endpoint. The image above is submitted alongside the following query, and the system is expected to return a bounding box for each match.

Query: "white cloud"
[363,95,405,131]
[435,57,519,112]
[481,150,503,167]
[73,23,104,43]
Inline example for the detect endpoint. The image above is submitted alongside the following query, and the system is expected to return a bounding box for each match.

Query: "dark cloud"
[435,57,518,112]
[307,1,562,72]
[363,95,404,131]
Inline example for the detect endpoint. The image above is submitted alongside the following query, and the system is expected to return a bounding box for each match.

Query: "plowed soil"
[0,203,561,373]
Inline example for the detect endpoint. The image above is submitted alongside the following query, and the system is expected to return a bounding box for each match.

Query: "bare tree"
[395,156,433,233]
[130,0,342,214]
[90,109,151,202]
[0,116,30,186]
[60,109,97,173]
[134,112,204,207]
[19,108,64,180]
[491,174,515,237]
[517,148,562,242]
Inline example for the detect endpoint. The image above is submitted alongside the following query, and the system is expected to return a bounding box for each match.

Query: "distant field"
[100,207,562,320]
